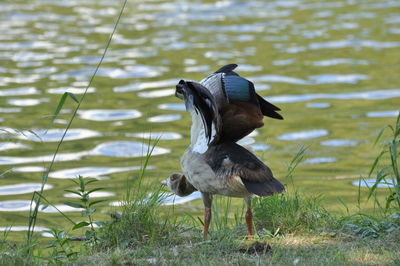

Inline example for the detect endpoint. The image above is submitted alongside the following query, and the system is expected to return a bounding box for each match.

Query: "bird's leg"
[244,197,253,240]
[201,192,213,239]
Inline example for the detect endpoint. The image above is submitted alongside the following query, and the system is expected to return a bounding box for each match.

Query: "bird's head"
[160,173,197,197]
[175,80,186,100]
[161,173,184,193]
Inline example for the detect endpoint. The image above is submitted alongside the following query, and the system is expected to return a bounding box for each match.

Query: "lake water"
[0,0,399,235]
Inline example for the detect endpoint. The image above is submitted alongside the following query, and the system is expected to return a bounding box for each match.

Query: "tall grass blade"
[51,92,79,122]
[27,0,128,244]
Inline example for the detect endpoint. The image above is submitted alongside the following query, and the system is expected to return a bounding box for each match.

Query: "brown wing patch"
[220,100,263,141]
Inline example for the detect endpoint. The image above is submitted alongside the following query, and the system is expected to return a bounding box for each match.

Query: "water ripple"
[78,109,142,121]
[126,132,182,140]
[158,103,186,111]
[0,183,52,196]
[267,89,400,103]
[49,166,143,179]
[147,114,182,123]
[303,157,337,164]
[277,129,329,141]
[137,89,175,98]
[366,110,399,118]
[7,98,49,106]
[113,79,177,93]
[0,142,30,151]
[0,87,39,96]
[90,141,170,157]
[320,139,358,147]
[353,179,396,188]
[15,128,101,142]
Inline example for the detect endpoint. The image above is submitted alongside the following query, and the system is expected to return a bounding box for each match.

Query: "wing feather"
[205,143,285,196]
[176,80,221,143]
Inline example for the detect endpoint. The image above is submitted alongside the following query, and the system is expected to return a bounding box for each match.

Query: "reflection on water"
[320,139,358,147]
[0,183,52,196]
[0,107,22,113]
[147,114,182,123]
[158,103,186,111]
[12,166,46,172]
[0,200,33,212]
[7,98,49,106]
[308,74,369,84]
[0,142,30,151]
[277,129,329,141]
[303,157,337,164]
[309,58,370,66]
[0,141,169,165]
[90,141,170,157]
[353,179,396,188]
[366,110,399,118]
[250,143,271,151]
[49,166,143,179]
[0,226,49,233]
[137,88,175,98]
[40,205,83,213]
[0,200,86,212]
[126,132,182,140]
[306,102,331,109]
[160,191,202,205]
[15,128,101,142]
[268,89,400,103]
[113,79,177,93]
[78,109,142,121]
[64,191,115,198]
[47,86,96,94]
[237,137,255,146]
[51,65,166,80]
[109,191,203,207]
[0,87,39,96]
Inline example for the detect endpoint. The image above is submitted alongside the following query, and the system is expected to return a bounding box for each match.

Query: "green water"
[0,0,399,238]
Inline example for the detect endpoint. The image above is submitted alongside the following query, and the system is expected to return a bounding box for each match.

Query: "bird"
[199,63,283,142]
[162,65,285,240]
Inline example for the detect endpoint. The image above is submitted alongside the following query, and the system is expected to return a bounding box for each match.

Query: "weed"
[339,213,400,238]
[365,112,400,210]
[43,229,78,264]
[63,176,106,243]
[253,147,333,234]
[96,139,182,249]
[254,192,333,234]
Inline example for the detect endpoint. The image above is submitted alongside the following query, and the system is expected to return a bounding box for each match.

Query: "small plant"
[366,112,400,210]
[253,146,333,234]
[64,175,106,243]
[254,192,332,234]
[340,213,400,238]
[44,229,78,264]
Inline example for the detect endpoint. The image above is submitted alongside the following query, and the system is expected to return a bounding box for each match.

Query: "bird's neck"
[189,109,209,154]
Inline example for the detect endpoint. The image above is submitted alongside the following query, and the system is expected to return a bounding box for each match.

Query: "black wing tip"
[242,179,285,197]
[215,64,238,73]
[267,111,284,120]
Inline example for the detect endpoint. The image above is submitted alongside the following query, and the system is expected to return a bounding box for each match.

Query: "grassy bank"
[1,189,399,265]
[1,118,399,265]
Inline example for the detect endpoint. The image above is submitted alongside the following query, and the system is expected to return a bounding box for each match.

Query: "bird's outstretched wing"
[202,64,283,120]
[205,143,285,196]
[176,80,221,144]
